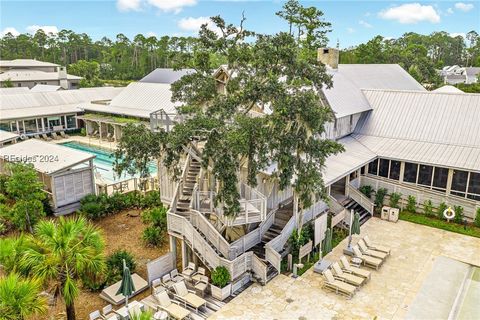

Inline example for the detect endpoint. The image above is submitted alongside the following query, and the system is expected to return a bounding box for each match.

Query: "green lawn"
[399,211,480,239]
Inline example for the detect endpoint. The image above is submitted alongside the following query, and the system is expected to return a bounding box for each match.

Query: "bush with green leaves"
[142,226,164,247]
[0,193,6,204]
[389,192,402,209]
[0,175,9,194]
[437,202,448,220]
[474,208,480,228]
[211,266,231,288]
[288,227,311,259]
[374,188,388,210]
[453,205,464,224]
[106,250,137,283]
[9,200,45,232]
[140,190,162,209]
[359,185,374,198]
[423,200,434,216]
[141,206,167,230]
[405,195,417,213]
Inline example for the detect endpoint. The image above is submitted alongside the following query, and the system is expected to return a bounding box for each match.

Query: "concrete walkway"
[210,218,480,320]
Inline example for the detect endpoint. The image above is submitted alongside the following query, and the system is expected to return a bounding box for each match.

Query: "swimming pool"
[61,141,157,182]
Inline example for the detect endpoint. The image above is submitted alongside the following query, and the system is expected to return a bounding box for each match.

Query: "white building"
[0,59,82,89]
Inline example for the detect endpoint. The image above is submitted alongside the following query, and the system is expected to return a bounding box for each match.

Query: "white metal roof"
[354,89,480,171]
[0,130,19,144]
[0,69,81,82]
[140,68,195,84]
[0,87,30,95]
[0,139,94,174]
[30,84,62,92]
[323,64,426,118]
[0,87,123,120]
[0,59,60,68]
[82,82,179,119]
[432,85,464,94]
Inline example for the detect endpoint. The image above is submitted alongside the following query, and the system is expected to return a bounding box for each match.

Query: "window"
[61,116,66,128]
[24,119,37,134]
[66,115,76,129]
[378,159,389,178]
[10,121,17,133]
[467,172,480,200]
[404,162,418,183]
[17,121,24,134]
[0,121,10,132]
[451,170,468,197]
[368,159,378,175]
[360,165,365,175]
[17,83,21,87]
[432,167,449,190]
[43,118,49,131]
[418,165,433,186]
[389,160,401,180]
[36,119,43,132]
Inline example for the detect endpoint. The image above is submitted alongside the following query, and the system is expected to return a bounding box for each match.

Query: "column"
[181,240,187,270]
[446,169,454,196]
[399,161,405,183]
[169,235,177,258]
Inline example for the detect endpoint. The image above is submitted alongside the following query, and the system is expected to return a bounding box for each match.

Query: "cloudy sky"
[1,1,478,48]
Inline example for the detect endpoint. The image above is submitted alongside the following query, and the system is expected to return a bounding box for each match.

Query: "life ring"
[443,207,455,220]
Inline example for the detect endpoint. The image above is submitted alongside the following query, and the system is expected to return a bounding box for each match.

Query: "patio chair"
[51,132,61,140]
[34,134,41,139]
[339,256,371,280]
[172,281,207,312]
[193,275,209,297]
[92,130,99,137]
[107,132,114,142]
[41,133,52,141]
[89,310,103,320]
[170,269,184,282]
[102,304,120,319]
[352,245,383,270]
[191,267,206,283]
[322,269,356,299]
[331,262,366,287]
[358,239,388,260]
[154,290,191,320]
[152,278,163,293]
[363,235,391,254]
[181,262,196,280]
[60,131,70,139]
[162,274,175,288]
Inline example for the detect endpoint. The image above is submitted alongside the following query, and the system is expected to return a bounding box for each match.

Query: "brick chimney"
[317,48,339,69]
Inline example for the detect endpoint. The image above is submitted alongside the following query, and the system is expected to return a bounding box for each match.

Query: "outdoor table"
[313,259,332,274]
[153,311,168,320]
[351,257,363,268]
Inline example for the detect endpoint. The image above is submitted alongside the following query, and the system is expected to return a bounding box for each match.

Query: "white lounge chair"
[181,262,196,280]
[162,274,175,288]
[191,267,206,282]
[89,310,103,320]
[51,132,61,140]
[154,291,191,320]
[353,245,383,270]
[364,235,391,254]
[170,269,184,282]
[340,256,371,280]
[322,269,356,299]
[358,239,388,260]
[331,262,366,287]
[172,281,206,312]
[60,131,70,139]
[102,304,120,319]
[41,133,52,141]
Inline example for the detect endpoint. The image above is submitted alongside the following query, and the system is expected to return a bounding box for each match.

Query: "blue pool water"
[61,141,157,182]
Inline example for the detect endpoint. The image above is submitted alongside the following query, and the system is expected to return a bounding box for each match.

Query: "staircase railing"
[328,195,345,215]
[170,154,191,213]
[347,182,375,215]
[252,253,268,284]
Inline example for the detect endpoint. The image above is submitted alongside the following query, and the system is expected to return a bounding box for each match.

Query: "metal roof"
[0,59,60,68]
[432,85,464,94]
[354,89,480,171]
[0,130,19,144]
[323,64,426,118]
[0,69,81,82]
[0,139,94,174]
[0,87,30,95]
[30,84,62,92]
[82,82,179,119]
[140,68,195,84]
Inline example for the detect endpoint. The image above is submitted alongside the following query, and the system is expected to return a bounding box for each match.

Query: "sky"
[0,0,478,48]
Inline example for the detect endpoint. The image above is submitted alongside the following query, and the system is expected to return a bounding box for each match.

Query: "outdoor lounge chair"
[152,278,163,293]
[191,267,206,282]
[102,304,120,319]
[162,274,176,288]
[339,256,371,280]
[41,133,52,141]
[51,132,61,140]
[193,275,209,297]
[170,269,184,282]
[172,281,207,312]
[154,290,191,320]
[352,245,383,270]
[363,235,391,254]
[331,262,366,287]
[34,134,41,139]
[181,262,196,280]
[322,269,356,299]
[60,131,70,139]
[89,310,103,320]
[358,239,388,260]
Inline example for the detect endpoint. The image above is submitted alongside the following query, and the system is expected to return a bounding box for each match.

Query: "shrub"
[423,200,434,216]
[389,192,402,209]
[0,194,6,204]
[142,226,164,247]
[140,191,162,208]
[80,128,86,136]
[288,228,311,259]
[0,175,9,194]
[141,206,167,230]
[374,188,388,209]
[106,250,137,283]
[437,202,448,219]
[81,201,105,220]
[405,195,417,213]
[475,208,480,228]
[359,185,374,198]
[453,205,464,224]
[211,266,231,288]
[0,221,6,235]
[10,200,45,231]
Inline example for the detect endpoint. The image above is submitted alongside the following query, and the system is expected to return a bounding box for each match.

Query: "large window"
[467,172,480,200]
[24,119,37,134]
[418,165,433,186]
[389,160,401,180]
[0,121,10,132]
[432,167,449,191]
[378,159,389,178]
[404,162,418,183]
[451,170,468,197]
[368,159,378,175]
[66,115,76,129]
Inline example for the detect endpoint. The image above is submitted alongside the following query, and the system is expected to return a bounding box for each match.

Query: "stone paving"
[210,218,480,320]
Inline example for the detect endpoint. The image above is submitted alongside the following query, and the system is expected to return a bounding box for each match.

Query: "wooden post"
[181,240,187,270]
[287,254,293,271]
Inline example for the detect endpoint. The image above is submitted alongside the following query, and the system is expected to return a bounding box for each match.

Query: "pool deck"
[210,218,480,320]
[51,135,117,151]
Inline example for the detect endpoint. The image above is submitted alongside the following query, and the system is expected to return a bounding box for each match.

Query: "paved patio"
[210,218,480,320]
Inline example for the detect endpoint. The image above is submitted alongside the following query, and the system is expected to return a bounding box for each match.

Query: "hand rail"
[328,195,345,215]
[348,183,375,215]
[252,253,268,284]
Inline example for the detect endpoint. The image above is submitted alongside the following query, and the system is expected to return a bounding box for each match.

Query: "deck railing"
[98,176,158,196]
[347,181,375,215]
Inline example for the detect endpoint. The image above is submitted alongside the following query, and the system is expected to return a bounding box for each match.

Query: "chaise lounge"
[340,256,371,280]
[358,239,388,260]
[363,235,391,254]
[322,269,356,299]
[352,245,383,270]
[154,291,191,320]
[172,281,207,312]
[331,262,366,286]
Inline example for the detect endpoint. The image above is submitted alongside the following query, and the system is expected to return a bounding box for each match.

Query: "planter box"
[210,283,231,301]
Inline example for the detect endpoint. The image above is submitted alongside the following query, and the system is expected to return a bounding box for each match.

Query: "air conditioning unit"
[389,208,399,222]
[381,206,390,220]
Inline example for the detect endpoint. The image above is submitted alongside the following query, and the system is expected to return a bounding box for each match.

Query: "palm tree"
[0,273,47,320]
[19,216,106,320]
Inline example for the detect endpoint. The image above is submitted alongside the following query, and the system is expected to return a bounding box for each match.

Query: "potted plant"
[210,266,231,301]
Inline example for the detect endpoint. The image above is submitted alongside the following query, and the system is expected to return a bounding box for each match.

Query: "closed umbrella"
[322,228,333,255]
[347,210,361,250]
[116,259,136,309]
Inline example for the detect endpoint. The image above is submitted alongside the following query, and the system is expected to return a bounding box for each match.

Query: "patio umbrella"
[116,259,136,308]
[322,228,333,255]
[347,210,361,249]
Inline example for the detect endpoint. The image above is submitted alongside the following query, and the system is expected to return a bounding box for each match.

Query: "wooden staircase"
[341,198,371,226]
[175,158,201,216]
